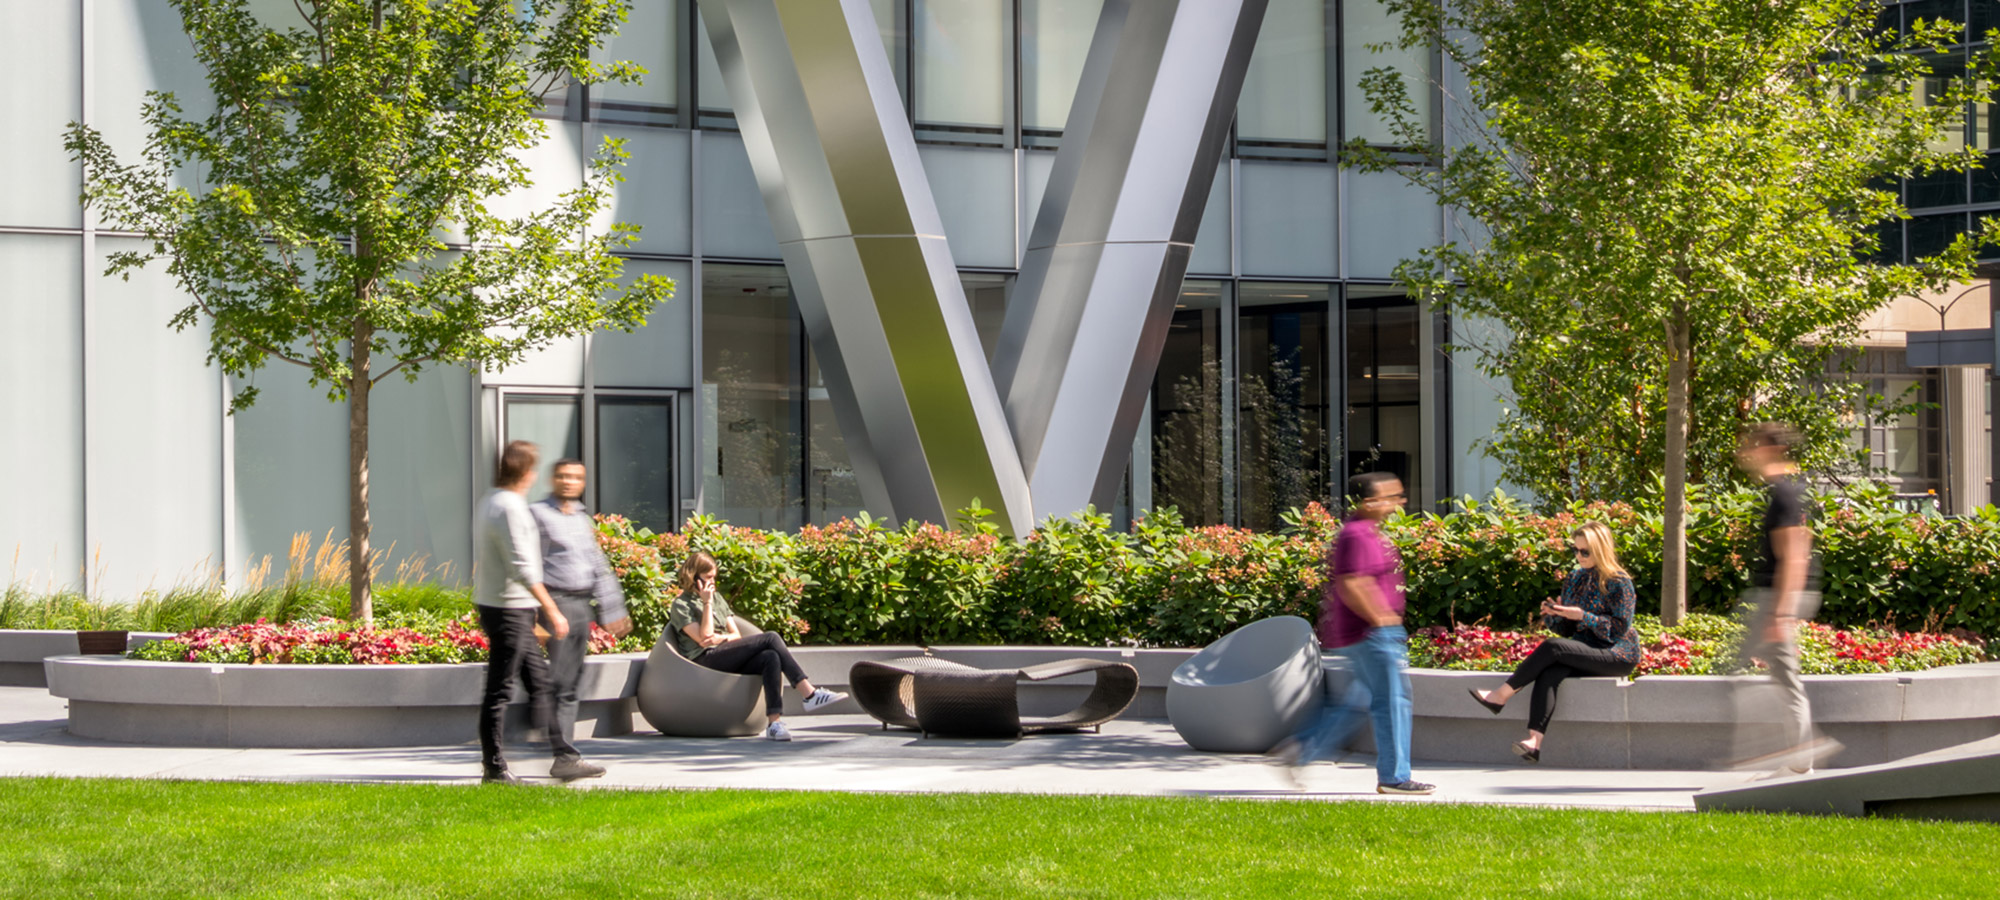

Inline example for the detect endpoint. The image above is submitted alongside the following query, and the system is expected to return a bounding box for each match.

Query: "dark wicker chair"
[848,656,1139,738]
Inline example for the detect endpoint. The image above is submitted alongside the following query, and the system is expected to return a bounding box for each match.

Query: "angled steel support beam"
[699,0,1035,534]
[993,0,1269,521]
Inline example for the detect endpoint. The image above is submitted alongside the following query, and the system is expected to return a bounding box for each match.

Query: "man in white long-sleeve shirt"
[473,440,571,785]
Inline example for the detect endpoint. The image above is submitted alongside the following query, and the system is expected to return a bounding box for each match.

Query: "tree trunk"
[348,315,374,623]
[1660,307,1691,626]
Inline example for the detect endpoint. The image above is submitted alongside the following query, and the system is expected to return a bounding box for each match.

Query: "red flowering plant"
[1129,504,1327,647]
[126,612,635,665]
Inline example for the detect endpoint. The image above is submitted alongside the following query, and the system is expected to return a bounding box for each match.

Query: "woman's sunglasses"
[1572,547,1592,557]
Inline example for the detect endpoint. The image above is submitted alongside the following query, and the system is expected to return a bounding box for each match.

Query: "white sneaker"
[764,721,792,742]
[802,688,849,712]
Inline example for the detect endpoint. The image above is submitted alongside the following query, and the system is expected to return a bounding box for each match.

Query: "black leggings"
[696,632,807,716]
[1504,638,1635,734]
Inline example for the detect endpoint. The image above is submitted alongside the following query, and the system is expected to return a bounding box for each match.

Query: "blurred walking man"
[1274,471,1435,795]
[473,440,570,785]
[1734,423,1834,776]
[530,459,634,782]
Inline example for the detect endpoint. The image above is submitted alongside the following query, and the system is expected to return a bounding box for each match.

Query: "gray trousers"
[541,592,596,759]
[1737,587,1821,752]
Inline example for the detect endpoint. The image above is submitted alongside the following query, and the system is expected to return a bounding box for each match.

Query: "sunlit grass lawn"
[2,778,1994,898]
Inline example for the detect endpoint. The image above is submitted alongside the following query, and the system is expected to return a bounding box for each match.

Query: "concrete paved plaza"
[0,686,1764,810]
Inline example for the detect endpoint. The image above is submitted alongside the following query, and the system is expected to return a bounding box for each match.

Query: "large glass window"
[1152,281,1228,524]
[1238,282,1331,530]
[1840,348,1942,491]
[503,395,583,467]
[805,348,866,524]
[592,0,678,127]
[596,396,677,532]
[1238,0,1328,161]
[913,0,1007,145]
[1342,0,1434,145]
[702,264,805,530]
[1020,0,1104,148]
[1346,290,1423,506]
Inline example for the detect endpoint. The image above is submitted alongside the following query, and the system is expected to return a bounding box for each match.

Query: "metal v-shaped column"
[699,0,1034,534]
[700,0,1266,530]
[994,0,1269,521]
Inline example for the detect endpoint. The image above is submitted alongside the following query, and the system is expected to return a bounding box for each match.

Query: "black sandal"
[1512,740,1541,764]
[1468,688,1505,715]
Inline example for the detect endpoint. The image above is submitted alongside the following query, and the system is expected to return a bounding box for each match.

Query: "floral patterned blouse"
[1543,568,1639,664]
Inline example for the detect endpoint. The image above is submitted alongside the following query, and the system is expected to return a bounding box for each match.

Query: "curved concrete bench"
[0,631,172,687]
[1387,662,2000,769]
[45,653,645,748]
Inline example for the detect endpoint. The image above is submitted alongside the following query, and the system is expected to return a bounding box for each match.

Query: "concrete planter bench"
[44,652,645,748]
[0,631,173,687]
[39,640,2000,768]
[1385,662,2000,769]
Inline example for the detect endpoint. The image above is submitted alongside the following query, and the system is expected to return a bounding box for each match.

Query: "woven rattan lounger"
[847,656,1140,738]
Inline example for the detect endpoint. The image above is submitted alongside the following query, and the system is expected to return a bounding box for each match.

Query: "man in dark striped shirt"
[530,459,633,781]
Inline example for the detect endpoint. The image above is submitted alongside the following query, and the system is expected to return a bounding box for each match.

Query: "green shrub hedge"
[598,483,2000,649]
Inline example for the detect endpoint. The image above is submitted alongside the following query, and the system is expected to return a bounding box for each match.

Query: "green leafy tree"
[1350,0,1992,622]
[64,0,673,620]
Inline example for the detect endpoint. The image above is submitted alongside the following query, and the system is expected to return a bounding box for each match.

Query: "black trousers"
[696,632,807,716]
[477,604,576,771]
[1503,637,1636,734]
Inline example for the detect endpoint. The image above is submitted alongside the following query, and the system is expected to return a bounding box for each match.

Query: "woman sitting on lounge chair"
[666,552,847,741]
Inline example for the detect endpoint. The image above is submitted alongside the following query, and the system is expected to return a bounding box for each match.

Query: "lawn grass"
[1,779,1993,899]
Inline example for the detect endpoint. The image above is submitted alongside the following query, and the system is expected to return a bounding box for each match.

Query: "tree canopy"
[66,0,674,618]
[1351,0,1994,619]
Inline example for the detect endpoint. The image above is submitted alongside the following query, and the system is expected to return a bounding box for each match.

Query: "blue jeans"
[1292,625,1413,786]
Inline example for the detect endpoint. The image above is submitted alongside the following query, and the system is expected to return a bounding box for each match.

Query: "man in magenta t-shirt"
[1273,471,1434,795]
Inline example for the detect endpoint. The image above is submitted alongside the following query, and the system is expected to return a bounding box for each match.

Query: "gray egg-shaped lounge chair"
[636,617,768,737]
[1166,615,1324,753]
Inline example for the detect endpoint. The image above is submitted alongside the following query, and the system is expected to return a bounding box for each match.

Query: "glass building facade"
[0,0,1590,594]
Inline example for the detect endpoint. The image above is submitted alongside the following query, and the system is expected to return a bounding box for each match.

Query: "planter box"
[0,630,173,687]
[40,641,2000,768]
[45,653,645,748]
[1349,662,2000,770]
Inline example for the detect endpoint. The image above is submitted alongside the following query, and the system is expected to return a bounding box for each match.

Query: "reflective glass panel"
[1020,0,1103,146]
[1238,0,1327,160]
[702,264,805,529]
[1238,282,1331,531]
[504,395,583,470]
[914,0,1007,143]
[1346,291,1423,506]
[1151,281,1228,525]
[1342,0,1434,144]
[597,396,677,533]
[593,0,677,126]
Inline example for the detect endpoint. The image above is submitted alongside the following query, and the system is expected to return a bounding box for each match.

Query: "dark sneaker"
[481,768,522,785]
[1377,780,1436,795]
[549,757,607,782]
